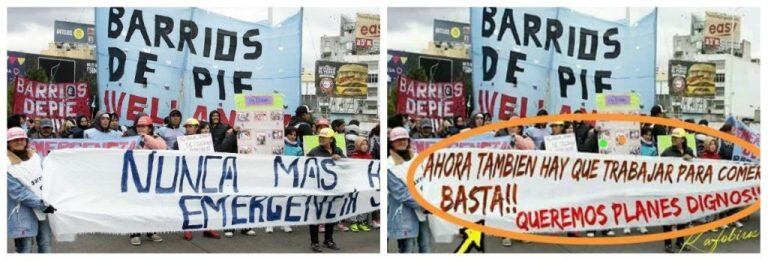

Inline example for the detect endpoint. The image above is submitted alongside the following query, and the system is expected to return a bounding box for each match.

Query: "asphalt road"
[387,212,760,253]
[7,226,379,253]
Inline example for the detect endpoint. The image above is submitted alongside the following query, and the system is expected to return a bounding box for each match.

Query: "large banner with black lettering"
[96,8,302,126]
[409,148,759,235]
[471,8,657,120]
[42,149,380,240]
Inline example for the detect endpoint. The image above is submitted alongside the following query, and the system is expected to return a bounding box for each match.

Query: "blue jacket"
[284,139,304,156]
[7,174,47,239]
[387,169,423,240]
[640,139,658,156]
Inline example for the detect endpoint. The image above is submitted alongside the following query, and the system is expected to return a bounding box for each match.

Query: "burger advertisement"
[315,61,368,97]
[668,60,716,97]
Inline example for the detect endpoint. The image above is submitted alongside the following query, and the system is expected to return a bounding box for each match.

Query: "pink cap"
[137,116,152,126]
[8,127,28,142]
[389,127,410,141]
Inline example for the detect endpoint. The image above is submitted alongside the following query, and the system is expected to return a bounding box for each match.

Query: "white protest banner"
[28,137,140,158]
[177,134,215,152]
[412,148,759,234]
[411,136,512,153]
[544,133,577,153]
[42,149,380,240]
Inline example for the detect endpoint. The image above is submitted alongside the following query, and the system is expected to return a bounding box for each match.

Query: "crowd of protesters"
[7,105,381,253]
[386,104,756,253]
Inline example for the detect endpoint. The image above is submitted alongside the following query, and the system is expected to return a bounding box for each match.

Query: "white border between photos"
[0,0,766,260]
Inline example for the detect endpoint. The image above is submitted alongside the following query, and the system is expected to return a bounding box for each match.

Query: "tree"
[387,67,428,117]
[7,68,49,112]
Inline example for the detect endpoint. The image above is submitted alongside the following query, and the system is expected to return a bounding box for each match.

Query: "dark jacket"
[307,145,345,158]
[217,132,238,153]
[652,124,667,142]
[661,143,695,158]
[209,111,231,149]
[288,116,314,144]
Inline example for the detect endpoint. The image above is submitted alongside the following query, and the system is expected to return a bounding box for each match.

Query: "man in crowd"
[411,118,436,139]
[84,113,123,140]
[289,105,315,143]
[157,109,184,149]
[28,118,58,139]
[208,110,231,149]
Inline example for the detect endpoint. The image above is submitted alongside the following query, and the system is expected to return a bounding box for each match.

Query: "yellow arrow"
[454,221,484,253]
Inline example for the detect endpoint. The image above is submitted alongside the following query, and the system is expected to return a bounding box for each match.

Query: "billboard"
[386,50,472,86]
[315,61,368,97]
[703,11,741,51]
[54,21,96,45]
[7,51,97,87]
[433,19,471,45]
[354,13,380,50]
[668,60,716,97]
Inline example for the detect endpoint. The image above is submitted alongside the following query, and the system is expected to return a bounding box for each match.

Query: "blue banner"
[471,8,657,121]
[96,7,302,126]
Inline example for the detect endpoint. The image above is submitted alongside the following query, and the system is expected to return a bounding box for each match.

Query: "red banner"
[28,137,140,158]
[396,76,466,119]
[13,77,91,119]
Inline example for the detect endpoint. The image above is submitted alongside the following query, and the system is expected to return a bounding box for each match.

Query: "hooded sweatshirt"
[284,137,304,156]
[349,138,373,159]
[84,113,123,140]
[640,138,658,156]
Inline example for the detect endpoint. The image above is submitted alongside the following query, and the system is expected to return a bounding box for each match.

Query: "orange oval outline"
[405,113,760,245]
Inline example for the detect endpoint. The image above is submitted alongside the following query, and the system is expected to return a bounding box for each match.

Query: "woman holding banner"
[660,128,694,253]
[306,127,345,252]
[7,127,57,253]
[387,127,433,253]
[124,116,167,246]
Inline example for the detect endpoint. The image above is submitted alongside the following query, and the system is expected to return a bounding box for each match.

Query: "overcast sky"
[6,7,378,71]
[389,7,761,71]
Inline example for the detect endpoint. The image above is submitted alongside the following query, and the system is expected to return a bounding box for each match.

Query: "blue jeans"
[396,221,432,253]
[14,219,52,253]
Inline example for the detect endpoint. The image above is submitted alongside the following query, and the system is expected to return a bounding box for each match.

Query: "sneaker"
[183,232,193,241]
[130,236,142,246]
[586,232,595,237]
[243,229,257,236]
[224,231,234,238]
[149,233,163,242]
[359,223,371,232]
[310,243,323,253]
[350,223,360,232]
[623,228,631,234]
[337,223,349,232]
[203,230,221,239]
[371,220,380,228]
[734,221,744,228]
[502,238,512,247]
[282,226,293,233]
[265,227,274,234]
[639,227,649,234]
[664,244,676,253]
[605,230,616,236]
[324,241,341,250]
